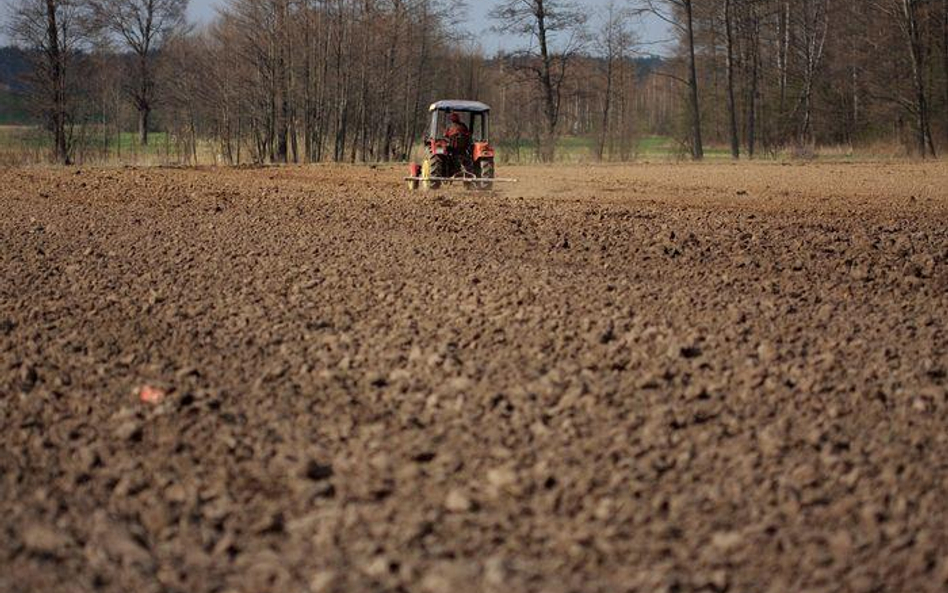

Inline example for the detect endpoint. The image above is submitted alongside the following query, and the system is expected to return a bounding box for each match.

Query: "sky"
[0,0,668,52]
[186,0,671,56]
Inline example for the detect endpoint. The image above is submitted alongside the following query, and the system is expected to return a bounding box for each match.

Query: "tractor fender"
[473,142,494,161]
[429,139,449,156]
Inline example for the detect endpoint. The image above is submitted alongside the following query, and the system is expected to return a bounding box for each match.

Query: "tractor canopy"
[429,100,491,113]
[427,100,491,143]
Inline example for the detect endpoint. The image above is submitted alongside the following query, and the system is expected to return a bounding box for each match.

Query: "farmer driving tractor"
[446,112,470,142]
[445,112,473,173]
[445,112,472,155]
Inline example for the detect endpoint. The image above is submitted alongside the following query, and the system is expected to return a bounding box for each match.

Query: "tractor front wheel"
[423,155,442,190]
[477,158,494,191]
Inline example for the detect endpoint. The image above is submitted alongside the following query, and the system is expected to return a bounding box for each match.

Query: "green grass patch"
[75,129,173,157]
[635,136,733,159]
[0,125,175,159]
[635,135,675,156]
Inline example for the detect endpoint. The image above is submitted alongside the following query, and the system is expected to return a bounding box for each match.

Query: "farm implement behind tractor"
[406,100,517,191]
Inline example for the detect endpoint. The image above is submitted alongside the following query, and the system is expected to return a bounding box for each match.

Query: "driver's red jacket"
[446,123,470,139]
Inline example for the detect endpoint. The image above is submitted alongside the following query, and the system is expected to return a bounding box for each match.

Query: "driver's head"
[449,112,461,124]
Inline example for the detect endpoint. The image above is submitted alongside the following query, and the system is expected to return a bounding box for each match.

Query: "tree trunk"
[850,0,859,146]
[902,0,936,156]
[286,6,298,164]
[302,7,313,162]
[135,50,151,146]
[536,0,558,162]
[797,0,827,146]
[597,55,613,161]
[403,4,429,160]
[380,51,397,160]
[745,6,759,157]
[45,0,69,164]
[314,10,332,163]
[747,42,758,157]
[684,0,704,160]
[778,0,790,131]
[380,4,401,162]
[708,10,721,141]
[138,107,150,146]
[189,106,197,164]
[353,11,369,163]
[724,0,739,159]
[333,17,351,163]
[275,0,289,163]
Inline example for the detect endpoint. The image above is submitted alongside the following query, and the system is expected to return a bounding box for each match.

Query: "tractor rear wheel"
[477,158,494,191]
[423,155,442,190]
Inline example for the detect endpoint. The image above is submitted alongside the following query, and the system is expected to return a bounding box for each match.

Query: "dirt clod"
[302,460,334,482]
[17,363,37,391]
[444,489,473,513]
[22,524,72,557]
[113,420,143,442]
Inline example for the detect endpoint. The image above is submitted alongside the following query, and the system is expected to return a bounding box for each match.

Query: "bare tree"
[740,0,760,156]
[635,0,703,159]
[870,0,936,156]
[723,0,739,158]
[7,0,88,163]
[791,0,828,145]
[777,0,790,115]
[594,2,635,161]
[88,0,187,145]
[491,0,587,162]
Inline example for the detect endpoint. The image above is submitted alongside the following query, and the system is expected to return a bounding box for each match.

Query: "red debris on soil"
[138,385,166,404]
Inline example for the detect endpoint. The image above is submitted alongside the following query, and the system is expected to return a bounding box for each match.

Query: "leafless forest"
[5,0,948,164]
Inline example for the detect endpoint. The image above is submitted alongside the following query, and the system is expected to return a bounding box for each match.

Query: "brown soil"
[1,162,947,593]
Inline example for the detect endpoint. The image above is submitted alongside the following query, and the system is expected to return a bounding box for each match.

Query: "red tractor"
[406,100,514,191]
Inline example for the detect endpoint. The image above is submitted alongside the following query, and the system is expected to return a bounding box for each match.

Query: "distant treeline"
[661,0,947,159]
[0,46,30,91]
[3,0,947,164]
[0,46,31,124]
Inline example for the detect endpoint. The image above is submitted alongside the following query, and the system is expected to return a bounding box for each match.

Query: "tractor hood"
[429,100,491,113]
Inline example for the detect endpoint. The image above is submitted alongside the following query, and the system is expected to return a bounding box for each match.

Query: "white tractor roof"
[429,100,491,113]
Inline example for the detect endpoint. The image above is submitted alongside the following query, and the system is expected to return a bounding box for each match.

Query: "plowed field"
[2,162,947,593]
